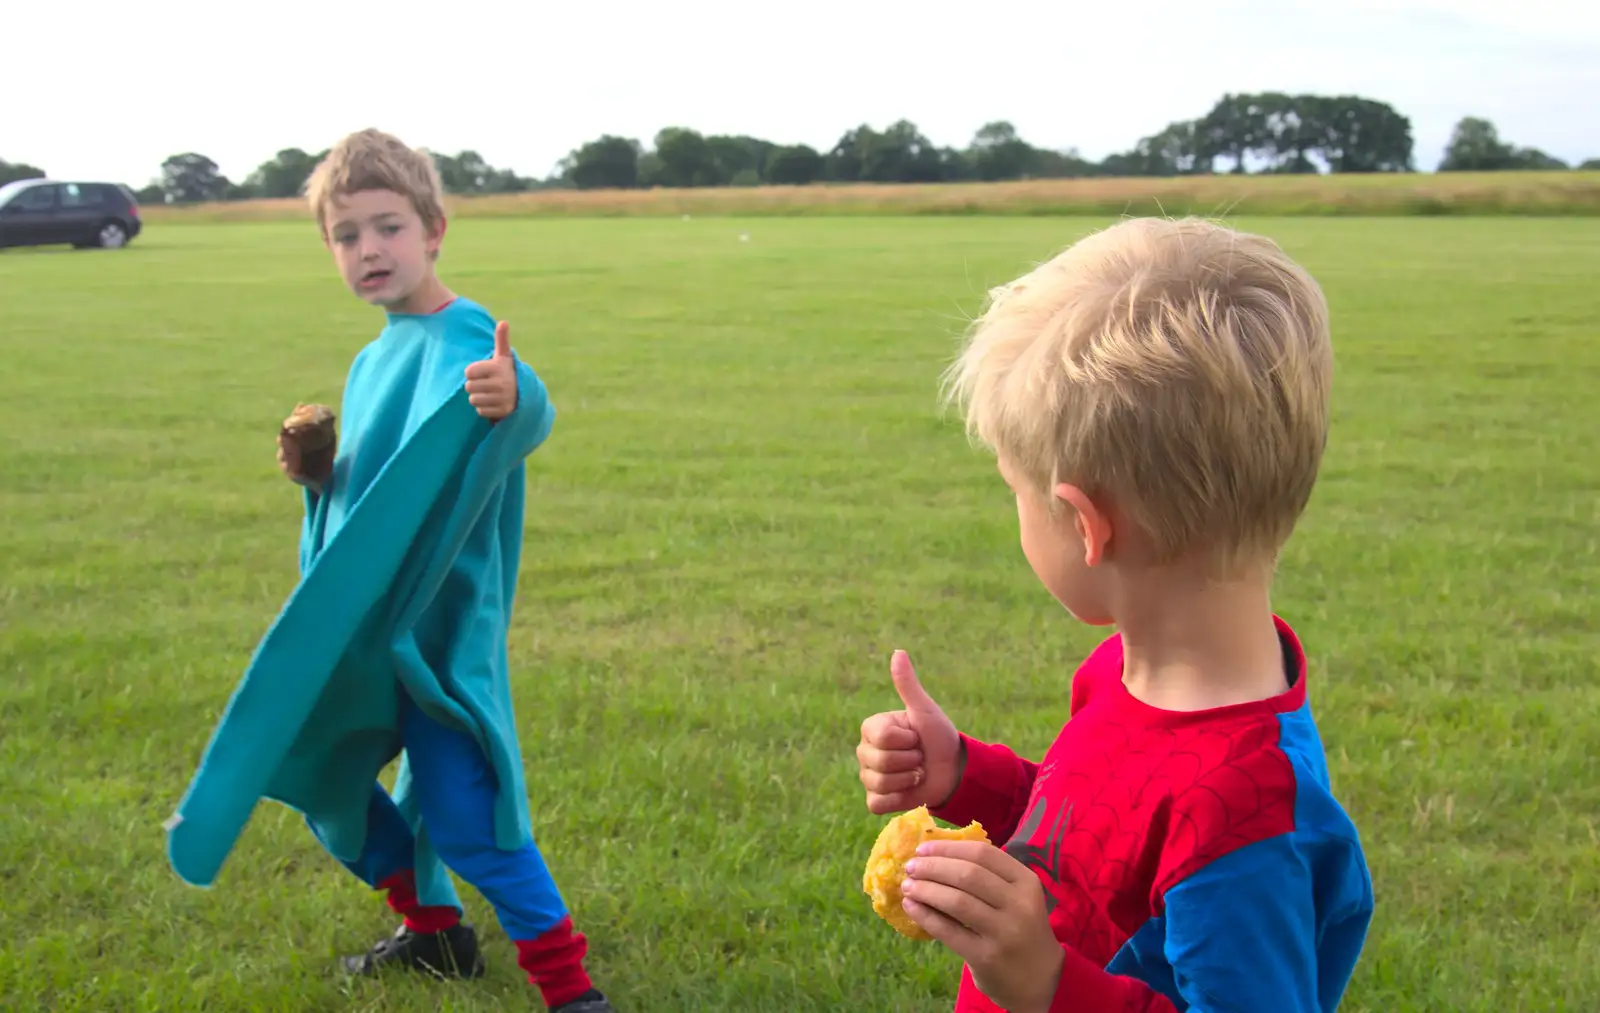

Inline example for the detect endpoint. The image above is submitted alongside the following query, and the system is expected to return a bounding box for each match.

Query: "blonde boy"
[856,217,1373,1012]
[265,129,612,1011]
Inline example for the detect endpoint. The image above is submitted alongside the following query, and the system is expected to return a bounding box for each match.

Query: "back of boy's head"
[944,216,1332,575]
[304,128,446,247]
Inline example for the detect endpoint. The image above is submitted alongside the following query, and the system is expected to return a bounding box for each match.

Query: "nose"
[358,230,383,260]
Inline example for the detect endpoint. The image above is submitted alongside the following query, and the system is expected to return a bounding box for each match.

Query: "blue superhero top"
[167,297,555,910]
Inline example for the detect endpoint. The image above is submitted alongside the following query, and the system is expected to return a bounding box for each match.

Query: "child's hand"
[276,433,320,492]
[465,321,519,421]
[857,650,964,815]
[900,840,1064,1013]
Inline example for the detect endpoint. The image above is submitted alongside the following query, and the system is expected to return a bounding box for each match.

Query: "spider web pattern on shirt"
[1002,709,1298,966]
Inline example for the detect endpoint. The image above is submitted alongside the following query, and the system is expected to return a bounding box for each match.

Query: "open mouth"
[359,269,392,288]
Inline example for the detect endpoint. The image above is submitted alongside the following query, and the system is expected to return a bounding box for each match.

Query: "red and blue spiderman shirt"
[930,615,1374,1012]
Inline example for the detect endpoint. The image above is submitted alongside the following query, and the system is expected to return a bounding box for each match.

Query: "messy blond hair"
[943,216,1333,573]
[304,128,446,247]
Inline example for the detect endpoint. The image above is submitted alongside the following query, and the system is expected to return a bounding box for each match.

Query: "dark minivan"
[0,179,143,250]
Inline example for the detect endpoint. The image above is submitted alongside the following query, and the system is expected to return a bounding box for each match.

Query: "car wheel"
[96,221,129,249]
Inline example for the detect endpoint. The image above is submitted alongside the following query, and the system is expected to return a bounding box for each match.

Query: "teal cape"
[166,297,554,909]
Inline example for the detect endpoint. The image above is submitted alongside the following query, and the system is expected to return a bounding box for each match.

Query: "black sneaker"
[339,921,486,980]
[552,990,616,1013]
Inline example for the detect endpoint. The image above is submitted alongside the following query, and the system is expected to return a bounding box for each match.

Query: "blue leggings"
[311,692,568,941]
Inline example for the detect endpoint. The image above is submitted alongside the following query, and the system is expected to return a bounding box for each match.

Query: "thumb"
[890,649,942,715]
[493,320,512,359]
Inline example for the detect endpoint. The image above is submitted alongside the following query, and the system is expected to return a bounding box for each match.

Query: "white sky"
[5,0,1597,185]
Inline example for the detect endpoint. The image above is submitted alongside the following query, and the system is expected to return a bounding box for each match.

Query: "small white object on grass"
[739,232,750,243]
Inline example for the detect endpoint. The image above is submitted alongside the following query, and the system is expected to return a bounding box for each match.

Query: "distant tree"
[1510,148,1569,170]
[764,144,823,185]
[968,121,1035,181]
[159,152,232,203]
[826,122,957,182]
[434,150,487,192]
[939,146,978,181]
[245,147,326,198]
[653,128,719,187]
[0,158,46,186]
[1030,147,1101,178]
[1316,96,1415,172]
[706,134,776,184]
[561,135,641,189]
[1254,91,1323,172]
[1103,120,1206,176]
[1192,92,1413,174]
[1198,94,1267,173]
[823,125,874,182]
[1438,117,1518,170]
[636,150,665,188]
[1580,157,1600,170]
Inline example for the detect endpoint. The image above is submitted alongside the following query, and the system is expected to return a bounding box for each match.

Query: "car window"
[9,185,57,211]
[60,183,105,209]
[0,180,33,207]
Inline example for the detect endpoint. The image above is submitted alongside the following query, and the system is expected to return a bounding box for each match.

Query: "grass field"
[137,170,1600,224]
[1,214,1597,1013]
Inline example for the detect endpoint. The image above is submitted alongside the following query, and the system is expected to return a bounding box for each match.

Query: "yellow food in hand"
[862,805,988,940]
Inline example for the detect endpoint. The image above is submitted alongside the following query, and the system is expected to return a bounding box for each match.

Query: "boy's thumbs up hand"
[857,650,964,815]
[465,320,519,421]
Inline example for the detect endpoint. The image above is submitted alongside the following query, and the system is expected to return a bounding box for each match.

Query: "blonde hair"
[304,128,446,248]
[943,216,1332,573]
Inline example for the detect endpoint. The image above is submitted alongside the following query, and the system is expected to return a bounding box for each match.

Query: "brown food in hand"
[281,402,337,484]
[862,805,989,940]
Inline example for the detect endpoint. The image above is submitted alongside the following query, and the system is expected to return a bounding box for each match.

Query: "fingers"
[864,790,922,816]
[861,767,924,798]
[857,741,923,775]
[900,893,983,950]
[891,650,942,714]
[861,713,919,751]
[859,709,931,813]
[914,839,1021,880]
[493,320,512,359]
[903,852,1012,909]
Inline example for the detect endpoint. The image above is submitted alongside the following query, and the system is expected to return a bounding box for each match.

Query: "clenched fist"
[856,650,965,815]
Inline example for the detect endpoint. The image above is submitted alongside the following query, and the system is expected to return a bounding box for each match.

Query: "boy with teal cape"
[165,128,616,1013]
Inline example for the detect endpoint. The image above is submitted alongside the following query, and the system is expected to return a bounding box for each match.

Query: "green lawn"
[1,215,1595,1013]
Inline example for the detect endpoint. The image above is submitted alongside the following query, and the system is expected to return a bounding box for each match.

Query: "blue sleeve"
[1159,830,1373,1012]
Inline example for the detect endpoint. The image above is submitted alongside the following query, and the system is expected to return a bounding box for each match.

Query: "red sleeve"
[1048,945,1179,1013]
[928,734,1038,843]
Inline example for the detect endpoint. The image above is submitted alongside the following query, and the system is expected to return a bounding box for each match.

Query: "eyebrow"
[330,211,404,229]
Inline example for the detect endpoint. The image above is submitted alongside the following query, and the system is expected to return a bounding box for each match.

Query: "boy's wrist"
[931,737,968,809]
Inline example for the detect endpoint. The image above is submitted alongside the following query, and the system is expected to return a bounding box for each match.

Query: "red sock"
[515,916,593,1009]
[376,870,462,934]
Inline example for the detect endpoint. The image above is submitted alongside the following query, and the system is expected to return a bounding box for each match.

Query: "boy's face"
[324,189,444,312]
[999,457,1116,627]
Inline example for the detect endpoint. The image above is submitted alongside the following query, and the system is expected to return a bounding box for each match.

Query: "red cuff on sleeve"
[929,733,1038,844]
[1049,943,1179,1013]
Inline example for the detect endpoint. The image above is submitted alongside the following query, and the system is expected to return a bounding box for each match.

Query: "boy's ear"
[1055,482,1112,567]
[423,215,447,261]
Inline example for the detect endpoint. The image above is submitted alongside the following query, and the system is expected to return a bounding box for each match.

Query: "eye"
[379,224,402,236]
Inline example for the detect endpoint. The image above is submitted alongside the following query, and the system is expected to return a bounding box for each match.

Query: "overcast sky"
[6,0,1596,186]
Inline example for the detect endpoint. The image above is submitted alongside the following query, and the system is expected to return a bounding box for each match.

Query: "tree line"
[3,94,1594,207]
